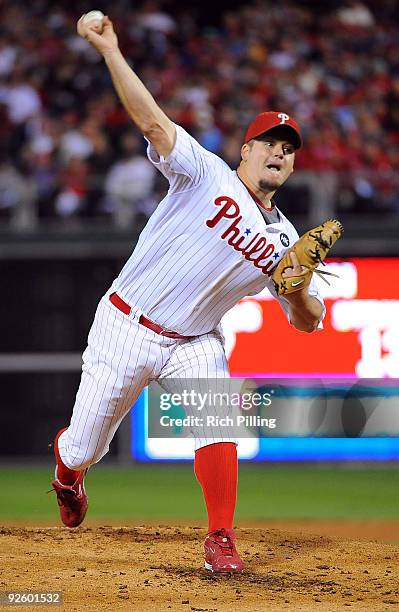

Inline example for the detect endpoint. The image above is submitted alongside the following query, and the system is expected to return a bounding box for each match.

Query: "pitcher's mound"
[1,525,398,611]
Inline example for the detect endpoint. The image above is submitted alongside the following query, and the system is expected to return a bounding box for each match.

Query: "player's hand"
[281,251,308,278]
[272,219,343,296]
[77,15,118,56]
[280,251,310,303]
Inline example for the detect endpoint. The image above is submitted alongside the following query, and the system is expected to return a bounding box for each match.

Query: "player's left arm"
[285,291,324,333]
[283,252,324,333]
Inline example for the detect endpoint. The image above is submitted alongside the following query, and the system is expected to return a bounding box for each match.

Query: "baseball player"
[51,14,330,574]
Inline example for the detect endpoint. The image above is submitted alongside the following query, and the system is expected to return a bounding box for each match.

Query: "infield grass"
[0,464,398,522]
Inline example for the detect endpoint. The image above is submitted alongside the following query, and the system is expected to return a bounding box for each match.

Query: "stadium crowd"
[0,0,398,227]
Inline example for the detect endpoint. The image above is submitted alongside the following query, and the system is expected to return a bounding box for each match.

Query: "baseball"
[83,10,105,33]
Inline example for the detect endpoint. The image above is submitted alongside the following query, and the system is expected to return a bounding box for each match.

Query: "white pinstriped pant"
[58,290,236,471]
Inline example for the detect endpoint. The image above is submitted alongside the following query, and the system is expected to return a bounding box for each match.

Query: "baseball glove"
[272,219,344,295]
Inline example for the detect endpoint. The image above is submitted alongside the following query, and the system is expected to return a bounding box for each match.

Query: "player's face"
[242,137,295,193]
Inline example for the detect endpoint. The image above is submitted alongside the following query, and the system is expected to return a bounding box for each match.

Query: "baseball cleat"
[204,528,244,573]
[51,468,88,528]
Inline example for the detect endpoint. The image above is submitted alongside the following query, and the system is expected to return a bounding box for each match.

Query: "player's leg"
[159,331,243,572]
[52,295,157,526]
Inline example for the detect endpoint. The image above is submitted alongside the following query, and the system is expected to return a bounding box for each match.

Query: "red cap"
[245,111,302,149]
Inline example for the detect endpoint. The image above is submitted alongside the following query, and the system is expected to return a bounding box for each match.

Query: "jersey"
[111,124,325,335]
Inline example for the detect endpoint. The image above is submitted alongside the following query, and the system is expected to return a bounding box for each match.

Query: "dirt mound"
[1,525,398,611]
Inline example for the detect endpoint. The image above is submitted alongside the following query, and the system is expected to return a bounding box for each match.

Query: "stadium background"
[1,0,398,541]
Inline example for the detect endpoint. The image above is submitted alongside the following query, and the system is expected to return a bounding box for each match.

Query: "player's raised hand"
[77,15,118,56]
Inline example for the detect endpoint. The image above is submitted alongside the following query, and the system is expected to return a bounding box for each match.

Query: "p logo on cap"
[244,111,302,149]
[277,113,290,125]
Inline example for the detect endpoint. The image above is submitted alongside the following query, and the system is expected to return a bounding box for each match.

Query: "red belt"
[109,292,193,340]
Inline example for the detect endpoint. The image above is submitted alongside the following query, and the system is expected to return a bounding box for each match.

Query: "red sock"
[54,427,80,485]
[194,442,238,533]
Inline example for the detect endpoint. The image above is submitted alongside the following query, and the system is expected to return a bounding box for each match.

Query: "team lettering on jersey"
[205,196,276,275]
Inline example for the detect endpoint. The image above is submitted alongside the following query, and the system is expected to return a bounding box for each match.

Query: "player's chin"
[258,177,282,192]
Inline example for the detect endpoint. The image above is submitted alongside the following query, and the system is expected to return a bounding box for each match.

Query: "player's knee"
[61,441,103,471]
[62,454,93,471]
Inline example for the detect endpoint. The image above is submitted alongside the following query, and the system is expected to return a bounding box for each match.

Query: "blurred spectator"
[55,157,89,218]
[0,159,37,228]
[138,0,177,34]
[336,1,375,29]
[0,37,17,77]
[104,132,157,227]
[0,70,41,125]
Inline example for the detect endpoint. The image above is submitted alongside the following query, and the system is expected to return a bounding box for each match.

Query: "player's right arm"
[77,14,176,158]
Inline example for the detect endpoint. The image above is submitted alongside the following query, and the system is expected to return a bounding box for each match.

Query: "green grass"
[1,464,398,522]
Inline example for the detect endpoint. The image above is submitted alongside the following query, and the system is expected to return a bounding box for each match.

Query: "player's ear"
[241,143,250,162]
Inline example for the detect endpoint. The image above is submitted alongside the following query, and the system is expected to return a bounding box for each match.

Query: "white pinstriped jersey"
[112,124,325,335]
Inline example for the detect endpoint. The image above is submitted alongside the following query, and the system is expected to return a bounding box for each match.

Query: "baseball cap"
[245,111,302,149]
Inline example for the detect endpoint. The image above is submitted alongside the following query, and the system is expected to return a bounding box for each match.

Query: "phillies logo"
[206,196,275,275]
[278,113,289,125]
